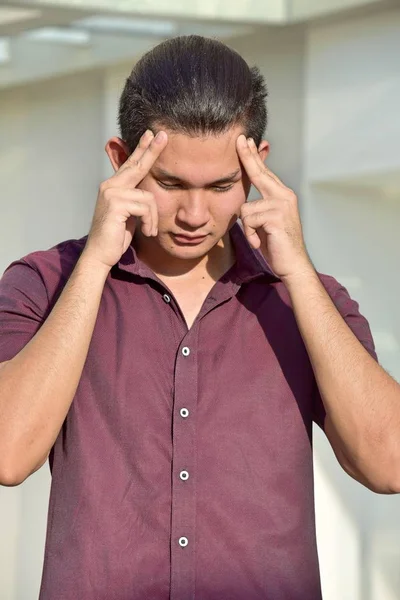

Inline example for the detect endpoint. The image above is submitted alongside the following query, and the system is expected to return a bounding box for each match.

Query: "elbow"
[367,481,400,495]
[0,445,29,486]
[384,466,400,495]
[360,460,400,495]
[0,450,47,487]
[364,480,400,495]
[380,444,400,494]
[349,434,400,494]
[0,434,49,487]
[0,464,28,487]
[342,454,400,495]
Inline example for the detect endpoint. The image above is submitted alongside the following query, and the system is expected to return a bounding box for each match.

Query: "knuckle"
[138,200,149,213]
[133,188,145,201]
[101,187,114,203]
[99,180,111,194]
[268,208,279,220]
[133,190,150,207]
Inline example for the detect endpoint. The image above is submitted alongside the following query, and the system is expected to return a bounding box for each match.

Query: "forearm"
[0,253,110,485]
[284,268,400,492]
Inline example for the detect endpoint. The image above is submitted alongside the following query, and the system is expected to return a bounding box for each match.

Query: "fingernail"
[155,131,165,144]
[248,137,254,146]
[239,135,248,146]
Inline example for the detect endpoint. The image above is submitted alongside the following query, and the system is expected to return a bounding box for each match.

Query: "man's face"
[136,124,257,261]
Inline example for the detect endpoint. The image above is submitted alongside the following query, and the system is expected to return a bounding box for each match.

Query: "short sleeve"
[0,260,49,362]
[312,279,378,430]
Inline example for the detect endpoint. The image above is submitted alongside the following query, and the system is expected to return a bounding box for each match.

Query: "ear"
[105,137,131,172]
[257,139,270,163]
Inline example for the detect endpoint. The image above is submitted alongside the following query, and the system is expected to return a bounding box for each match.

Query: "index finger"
[118,130,168,186]
[236,135,280,197]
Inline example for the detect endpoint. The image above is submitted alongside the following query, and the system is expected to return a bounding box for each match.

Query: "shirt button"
[180,470,189,481]
[179,537,189,548]
[182,347,190,357]
[163,294,171,303]
[180,408,189,418]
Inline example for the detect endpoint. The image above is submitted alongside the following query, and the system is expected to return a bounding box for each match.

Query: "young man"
[0,35,399,600]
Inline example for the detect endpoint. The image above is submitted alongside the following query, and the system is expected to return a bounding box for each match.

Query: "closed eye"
[157,181,234,193]
[210,185,234,193]
[157,181,181,190]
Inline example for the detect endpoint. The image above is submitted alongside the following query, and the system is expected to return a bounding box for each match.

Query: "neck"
[134,231,236,283]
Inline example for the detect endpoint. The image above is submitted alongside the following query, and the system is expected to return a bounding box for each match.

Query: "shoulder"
[316,272,364,316]
[266,270,369,325]
[274,271,356,302]
[3,236,88,301]
[21,236,87,272]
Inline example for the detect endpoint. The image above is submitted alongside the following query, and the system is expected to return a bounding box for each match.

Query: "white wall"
[305,8,400,183]
[304,7,400,600]
[231,26,305,193]
[0,71,104,599]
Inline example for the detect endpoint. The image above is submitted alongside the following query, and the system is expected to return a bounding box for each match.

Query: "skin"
[105,125,269,282]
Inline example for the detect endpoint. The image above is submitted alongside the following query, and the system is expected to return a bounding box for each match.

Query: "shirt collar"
[228,221,280,284]
[115,220,280,284]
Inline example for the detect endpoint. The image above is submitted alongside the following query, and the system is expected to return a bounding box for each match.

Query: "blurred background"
[0,0,399,598]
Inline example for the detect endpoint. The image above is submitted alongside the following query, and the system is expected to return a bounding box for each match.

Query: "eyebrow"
[151,168,241,186]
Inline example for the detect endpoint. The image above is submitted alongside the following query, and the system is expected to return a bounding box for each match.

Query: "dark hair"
[118,35,268,152]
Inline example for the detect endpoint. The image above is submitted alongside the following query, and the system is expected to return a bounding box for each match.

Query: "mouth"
[172,233,209,245]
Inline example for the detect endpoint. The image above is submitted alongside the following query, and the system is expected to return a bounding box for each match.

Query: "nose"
[176,190,210,230]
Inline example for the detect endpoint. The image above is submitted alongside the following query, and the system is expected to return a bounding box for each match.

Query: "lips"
[172,233,208,244]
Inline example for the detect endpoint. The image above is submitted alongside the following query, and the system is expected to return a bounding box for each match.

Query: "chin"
[165,245,212,260]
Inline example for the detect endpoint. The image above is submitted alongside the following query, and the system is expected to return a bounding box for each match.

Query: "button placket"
[170,334,198,600]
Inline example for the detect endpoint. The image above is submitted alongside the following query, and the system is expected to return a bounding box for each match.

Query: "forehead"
[153,125,245,183]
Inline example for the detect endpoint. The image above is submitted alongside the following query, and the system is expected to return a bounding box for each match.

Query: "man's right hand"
[83,129,168,270]
[0,129,169,486]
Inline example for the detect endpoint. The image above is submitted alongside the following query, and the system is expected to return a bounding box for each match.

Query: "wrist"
[280,262,318,291]
[77,251,112,280]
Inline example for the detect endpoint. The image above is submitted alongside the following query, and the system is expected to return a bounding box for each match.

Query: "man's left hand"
[237,134,314,283]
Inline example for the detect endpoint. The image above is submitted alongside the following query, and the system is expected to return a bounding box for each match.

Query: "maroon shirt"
[0,222,376,600]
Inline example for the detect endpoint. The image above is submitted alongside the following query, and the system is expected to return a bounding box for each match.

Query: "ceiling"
[0,2,260,89]
[0,0,395,89]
